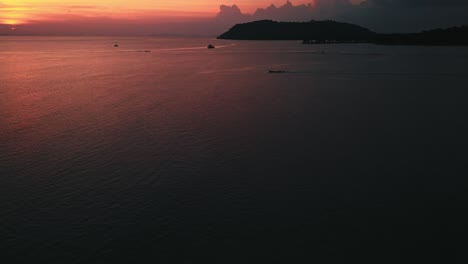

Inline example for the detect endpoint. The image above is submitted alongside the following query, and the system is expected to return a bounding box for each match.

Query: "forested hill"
[217,20,468,46]
[217,20,376,41]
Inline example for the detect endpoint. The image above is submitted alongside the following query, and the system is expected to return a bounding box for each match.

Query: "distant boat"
[207,44,215,49]
[114,44,119,47]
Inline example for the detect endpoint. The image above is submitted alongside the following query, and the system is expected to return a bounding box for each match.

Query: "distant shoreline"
[217,20,468,46]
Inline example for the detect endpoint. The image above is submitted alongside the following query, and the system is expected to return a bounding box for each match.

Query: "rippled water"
[1,37,468,263]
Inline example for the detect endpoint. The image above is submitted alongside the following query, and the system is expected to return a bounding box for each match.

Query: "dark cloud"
[344,0,468,32]
[253,1,314,21]
[215,1,468,33]
[215,1,315,25]
[364,0,468,7]
[217,5,245,18]
[210,1,318,36]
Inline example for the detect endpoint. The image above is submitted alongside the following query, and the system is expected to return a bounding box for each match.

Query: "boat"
[268,70,286,73]
[207,44,215,49]
[114,44,119,47]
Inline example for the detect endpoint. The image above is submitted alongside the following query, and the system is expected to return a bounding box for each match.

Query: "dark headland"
[217,20,468,46]
[217,20,375,41]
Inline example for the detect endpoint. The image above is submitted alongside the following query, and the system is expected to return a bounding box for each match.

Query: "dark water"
[1,37,468,263]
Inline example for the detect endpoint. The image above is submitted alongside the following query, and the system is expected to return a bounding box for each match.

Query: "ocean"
[1,37,468,263]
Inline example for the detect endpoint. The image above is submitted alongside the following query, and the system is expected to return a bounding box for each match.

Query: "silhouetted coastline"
[375,26,468,46]
[218,20,468,46]
[217,20,375,41]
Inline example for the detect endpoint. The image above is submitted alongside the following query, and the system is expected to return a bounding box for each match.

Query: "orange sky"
[0,0,319,25]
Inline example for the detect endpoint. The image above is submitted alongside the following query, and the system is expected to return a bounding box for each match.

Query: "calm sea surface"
[1,37,468,263]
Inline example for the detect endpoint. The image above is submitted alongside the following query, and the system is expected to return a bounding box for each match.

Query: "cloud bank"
[215,0,468,33]
[347,0,468,32]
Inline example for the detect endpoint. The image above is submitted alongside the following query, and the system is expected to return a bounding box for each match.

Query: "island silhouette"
[217,20,468,46]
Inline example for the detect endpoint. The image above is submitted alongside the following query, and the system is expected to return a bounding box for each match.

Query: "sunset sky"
[1,0,317,25]
[1,1,467,35]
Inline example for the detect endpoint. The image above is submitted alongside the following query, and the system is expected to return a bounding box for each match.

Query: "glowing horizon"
[0,0,316,25]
